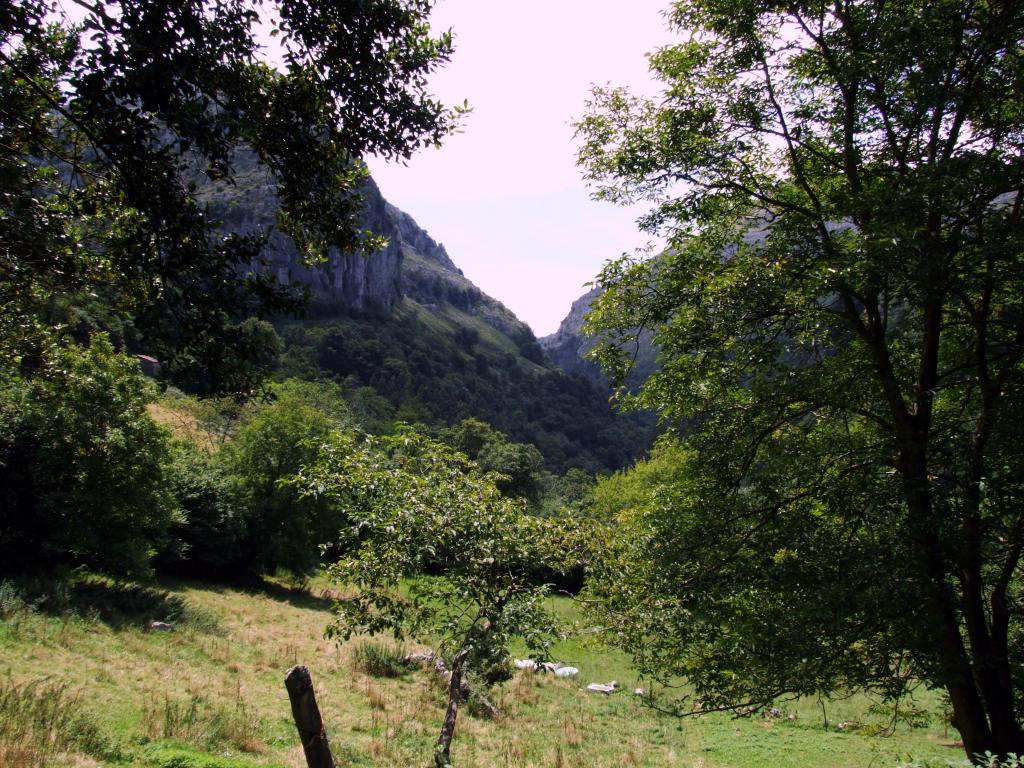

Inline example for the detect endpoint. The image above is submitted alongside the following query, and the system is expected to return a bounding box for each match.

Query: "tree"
[225,383,347,575]
[539,467,595,518]
[0,0,458,393]
[577,0,1024,758]
[297,428,580,768]
[441,418,545,506]
[0,334,175,576]
[588,438,685,522]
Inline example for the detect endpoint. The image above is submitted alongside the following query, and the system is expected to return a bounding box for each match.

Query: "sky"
[365,1,673,337]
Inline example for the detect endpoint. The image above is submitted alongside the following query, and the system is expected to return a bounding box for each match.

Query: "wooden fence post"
[285,665,336,768]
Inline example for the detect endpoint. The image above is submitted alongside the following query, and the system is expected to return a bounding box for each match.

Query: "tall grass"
[141,690,265,753]
[0,678,117,766]
[351,639,408,678]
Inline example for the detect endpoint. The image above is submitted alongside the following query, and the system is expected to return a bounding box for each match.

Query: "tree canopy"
[0,0,458,393]
[578,0,1024,758]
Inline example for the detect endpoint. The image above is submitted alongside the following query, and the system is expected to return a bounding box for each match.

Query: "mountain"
[539,287,605,379]
[540,287,660,392]
[205,167,651,473]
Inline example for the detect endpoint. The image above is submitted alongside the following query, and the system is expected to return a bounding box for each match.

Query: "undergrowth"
[0,677,119,767]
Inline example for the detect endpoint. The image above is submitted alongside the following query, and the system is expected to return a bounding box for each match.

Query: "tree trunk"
[285,665,336,768]
[961,499,1024,755]
[899,445,997,758]
[404,651,500,719]
[434,649,470,768]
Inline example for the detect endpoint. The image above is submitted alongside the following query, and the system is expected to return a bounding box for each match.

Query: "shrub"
[159,443,247,579]
[224,393,340,576]
[0,580,34,618]
[351,640,408,678]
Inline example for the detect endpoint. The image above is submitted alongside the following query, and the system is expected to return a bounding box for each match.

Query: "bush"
[0,580,35,618]
[224,389,342,576]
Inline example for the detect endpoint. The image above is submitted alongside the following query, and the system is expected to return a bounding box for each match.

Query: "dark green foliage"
[478,440,545,505]
[0,336,174,576]
[167,318,284,398]
[158,444,247,579]
[441,418,545,505]
[538,468,595,518]
[0,0,80,374]
[153,378,357,580]
[279,309,654,474]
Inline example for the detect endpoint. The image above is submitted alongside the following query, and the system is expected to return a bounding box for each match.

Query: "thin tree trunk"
[961,291,1024,757]
[962,486,1023,755]
[434,649,470,768]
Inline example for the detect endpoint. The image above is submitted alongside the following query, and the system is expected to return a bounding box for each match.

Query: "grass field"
[0,573,965,767]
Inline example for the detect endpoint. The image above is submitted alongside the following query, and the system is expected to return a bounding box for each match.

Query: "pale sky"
[365,1,673,337]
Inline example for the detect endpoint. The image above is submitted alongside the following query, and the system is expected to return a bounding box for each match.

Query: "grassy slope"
[0,576,964,768]
[396,297,547,378]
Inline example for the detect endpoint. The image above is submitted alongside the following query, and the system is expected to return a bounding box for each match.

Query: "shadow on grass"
[0,573,224,634]
[1,569,337,633]
[240,577,336,613]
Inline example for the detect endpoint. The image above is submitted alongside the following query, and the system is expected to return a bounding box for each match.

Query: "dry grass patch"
[147,401,217,449]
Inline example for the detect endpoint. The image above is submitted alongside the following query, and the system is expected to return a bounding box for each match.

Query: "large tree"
[0,0,457,393]
[577,0,1024,758]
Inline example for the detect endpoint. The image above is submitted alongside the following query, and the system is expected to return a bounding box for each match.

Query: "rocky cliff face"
[540,285,660,389]
[197,158,654,471]
[208,164,534,344]
[538,287,605,379]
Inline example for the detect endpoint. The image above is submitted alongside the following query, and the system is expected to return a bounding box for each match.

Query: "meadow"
[0,574,964,768]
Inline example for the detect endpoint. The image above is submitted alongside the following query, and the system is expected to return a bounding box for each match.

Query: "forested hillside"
[202,164,655,473]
